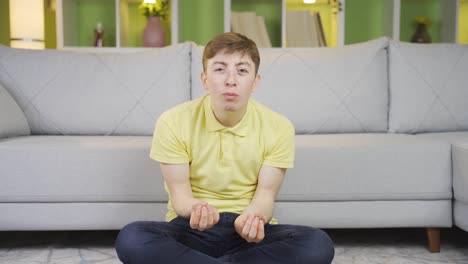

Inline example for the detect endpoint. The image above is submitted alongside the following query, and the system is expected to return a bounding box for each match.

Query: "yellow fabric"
[150,94,295,222]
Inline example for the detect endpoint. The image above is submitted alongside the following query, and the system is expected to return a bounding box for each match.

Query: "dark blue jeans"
[115,213,334,264]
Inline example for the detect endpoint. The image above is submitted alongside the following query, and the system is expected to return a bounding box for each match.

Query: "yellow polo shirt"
[150,94,294,222]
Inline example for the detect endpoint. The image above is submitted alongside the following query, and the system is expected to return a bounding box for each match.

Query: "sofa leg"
[426,228,440,253]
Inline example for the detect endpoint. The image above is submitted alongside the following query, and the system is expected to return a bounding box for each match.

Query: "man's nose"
[225,71,237,87]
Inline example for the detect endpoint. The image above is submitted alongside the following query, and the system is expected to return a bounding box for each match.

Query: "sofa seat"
[453,143,468,231]
[0,136,166,203]
[272,133,453,229]
[278,133,452,201]
[4,134,452,204]
[417,132,468,232]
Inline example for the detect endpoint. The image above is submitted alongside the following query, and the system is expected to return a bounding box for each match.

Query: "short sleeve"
[149,114,189,164]
[263,122,295,168]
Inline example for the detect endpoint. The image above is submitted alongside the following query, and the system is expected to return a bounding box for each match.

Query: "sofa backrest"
[0,43,191,136]
[4,38,466,136]
[388,41,468,133]
[191,38,389,134]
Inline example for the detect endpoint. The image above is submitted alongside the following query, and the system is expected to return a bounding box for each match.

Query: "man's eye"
[239,69,248,74]
[214,68,224,72]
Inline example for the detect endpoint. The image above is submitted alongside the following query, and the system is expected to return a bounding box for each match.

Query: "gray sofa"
[0,38,467,253]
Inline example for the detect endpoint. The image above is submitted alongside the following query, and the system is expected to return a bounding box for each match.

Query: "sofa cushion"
[0,136,166,202]
[389,41,468,133]
[191,38,389,134]
[453,143,468,203]
[0,44,191,135]
[416,131,468,145]
[454,201,468,231]
[277,134,452,201]
[0,82,30,138]
[416,132,468,203]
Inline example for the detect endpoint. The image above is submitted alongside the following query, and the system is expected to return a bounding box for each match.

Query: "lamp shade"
[9,0,45,49]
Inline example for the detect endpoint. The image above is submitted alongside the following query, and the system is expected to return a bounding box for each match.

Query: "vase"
[411,23,431,43]
[143,16,165,47]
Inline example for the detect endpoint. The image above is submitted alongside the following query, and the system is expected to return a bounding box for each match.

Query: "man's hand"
[189,202,220,231]
[234,213,265,243]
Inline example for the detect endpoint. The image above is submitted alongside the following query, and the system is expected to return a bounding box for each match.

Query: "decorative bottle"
[94,22,104,47]
[411,23,431,43]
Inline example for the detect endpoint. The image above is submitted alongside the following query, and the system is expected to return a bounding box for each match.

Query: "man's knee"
[115,221,152,261]
[294,226,335,264]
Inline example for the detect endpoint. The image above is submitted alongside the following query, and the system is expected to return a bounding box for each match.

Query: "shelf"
[56,0,462,49]
[57,0,173,48]
[400,0,458,43]
[119,0,172,47]
[232,0,283,47]
[286,0,339,47]
[62,0,117,47]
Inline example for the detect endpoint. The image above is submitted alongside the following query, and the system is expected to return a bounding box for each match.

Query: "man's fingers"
[256,220,265,242]
[190,204,203,229]
[198,206,208,230]
[242,215,253,237]
[189,213,198,229]
[195,204,202,216]
[239,213,249,227]
[248,217,259,240]
[207,206,214,226]
[189,203,219,231]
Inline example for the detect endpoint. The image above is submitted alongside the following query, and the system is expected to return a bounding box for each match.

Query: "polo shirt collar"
[204,95,250,137]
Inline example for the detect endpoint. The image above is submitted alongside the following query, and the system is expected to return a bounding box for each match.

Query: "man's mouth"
[223,93,238,99]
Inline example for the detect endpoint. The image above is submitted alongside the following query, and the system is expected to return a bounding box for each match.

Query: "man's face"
[201,51,259,113]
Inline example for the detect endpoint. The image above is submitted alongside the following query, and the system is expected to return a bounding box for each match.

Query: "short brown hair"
[202,32,260,74]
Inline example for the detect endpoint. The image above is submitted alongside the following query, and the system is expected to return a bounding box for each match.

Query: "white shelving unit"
[224,0,345,48]
[56,0,179,49]
[55,0,461,49]
[224,0,460,47]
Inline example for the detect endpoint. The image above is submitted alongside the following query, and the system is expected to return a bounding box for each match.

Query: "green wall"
[77,0,116,47]
[124,3,146,47]
[345,0,386,45]
[0,0,9,46]
[179,0,224,45]
[400,0,440,42]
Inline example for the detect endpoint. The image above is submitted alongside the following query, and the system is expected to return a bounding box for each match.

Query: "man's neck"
[212,107,247,128]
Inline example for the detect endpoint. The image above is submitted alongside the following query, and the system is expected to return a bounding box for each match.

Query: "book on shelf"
[315,12,327,47]
[231,11,272,48]
[286,10,327,47]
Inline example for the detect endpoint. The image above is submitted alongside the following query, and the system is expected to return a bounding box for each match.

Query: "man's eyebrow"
[236,61,251,67]
[212,61,227,66]
[212,61,252,67]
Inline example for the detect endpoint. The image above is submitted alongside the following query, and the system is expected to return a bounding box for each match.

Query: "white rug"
[0,228,467,264]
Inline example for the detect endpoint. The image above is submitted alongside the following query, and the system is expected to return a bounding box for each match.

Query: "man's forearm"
[244,165,286,223]
[171,196,202,218]
[243,194,276,223]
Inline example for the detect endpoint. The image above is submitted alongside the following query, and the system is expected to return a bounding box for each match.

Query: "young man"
[115,32,334,264]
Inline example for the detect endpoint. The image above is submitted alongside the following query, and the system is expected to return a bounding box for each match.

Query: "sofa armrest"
[0,82,30,139]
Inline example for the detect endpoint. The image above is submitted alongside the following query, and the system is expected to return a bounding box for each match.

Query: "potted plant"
[139,0,169,47]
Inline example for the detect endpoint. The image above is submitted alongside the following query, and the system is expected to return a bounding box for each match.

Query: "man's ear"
[201,71,208,91]
[252,74,261,93]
